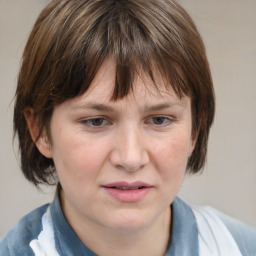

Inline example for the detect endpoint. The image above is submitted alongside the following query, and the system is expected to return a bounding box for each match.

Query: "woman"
[1,0,255,255]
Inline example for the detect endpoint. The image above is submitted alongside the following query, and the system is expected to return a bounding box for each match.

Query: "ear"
[188,117,201,157]
[188,136,197,157]
[24,108,53,158]
[188,127,199,157]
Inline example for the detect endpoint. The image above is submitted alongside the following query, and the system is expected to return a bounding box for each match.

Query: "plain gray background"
[1,0,256,239]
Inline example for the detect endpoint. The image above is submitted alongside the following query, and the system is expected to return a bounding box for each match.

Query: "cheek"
[151,134,191,177]
[52,134,109,184]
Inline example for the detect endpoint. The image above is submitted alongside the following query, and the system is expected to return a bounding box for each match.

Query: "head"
[14,0,215,186]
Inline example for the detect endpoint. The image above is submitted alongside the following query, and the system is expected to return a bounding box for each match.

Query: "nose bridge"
[110,122,149,171]
[123,123,142,156]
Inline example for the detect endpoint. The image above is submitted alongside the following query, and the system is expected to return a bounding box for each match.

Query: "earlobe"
[187,133,197,157]
[188,123,200,157]
[24,108,53,158]
[188,138,196,157]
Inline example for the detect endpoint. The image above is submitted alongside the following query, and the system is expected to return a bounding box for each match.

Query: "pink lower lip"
[103,187,152,202]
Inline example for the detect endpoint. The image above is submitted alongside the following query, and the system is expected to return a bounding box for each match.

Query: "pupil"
[92,118,103,126]
[154,117,164,124]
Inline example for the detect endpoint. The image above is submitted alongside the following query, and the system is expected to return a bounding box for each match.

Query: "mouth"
[103,181,152,190]
[102,182,153,202]
[106,186,147,190]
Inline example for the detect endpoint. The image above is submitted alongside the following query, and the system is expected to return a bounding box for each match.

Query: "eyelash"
[79,115,174,129]
[145,116,173,126]
[80,117,110,128]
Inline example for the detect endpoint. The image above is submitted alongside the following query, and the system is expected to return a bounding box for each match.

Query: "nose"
[110,126,149,172]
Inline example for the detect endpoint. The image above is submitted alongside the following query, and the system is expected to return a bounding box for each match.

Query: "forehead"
[73,58,189,109]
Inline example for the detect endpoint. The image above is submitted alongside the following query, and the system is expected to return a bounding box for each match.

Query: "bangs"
[46,0,191,107]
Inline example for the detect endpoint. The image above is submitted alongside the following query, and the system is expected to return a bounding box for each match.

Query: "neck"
[61,192,171,256]
[88,208,171,256]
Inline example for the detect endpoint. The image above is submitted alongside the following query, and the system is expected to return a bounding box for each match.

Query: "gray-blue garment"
[1,192,256,256]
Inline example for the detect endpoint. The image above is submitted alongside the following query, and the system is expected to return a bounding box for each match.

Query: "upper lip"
[102,181,153,189]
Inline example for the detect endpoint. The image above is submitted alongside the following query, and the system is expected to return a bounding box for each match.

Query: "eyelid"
[145,115,175,126]
[78,115,175,128]
[79,116,112,127]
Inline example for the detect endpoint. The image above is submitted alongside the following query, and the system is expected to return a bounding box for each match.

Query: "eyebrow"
[146,103,182,111]
[73,101,186,112]
[72,103,115,112]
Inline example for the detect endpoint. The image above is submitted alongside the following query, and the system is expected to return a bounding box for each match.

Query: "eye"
[146,116,173,126]
[80,117,110,127]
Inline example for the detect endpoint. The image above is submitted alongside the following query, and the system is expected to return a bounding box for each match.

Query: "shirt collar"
[165,197,199,255]
[50,190,97,255]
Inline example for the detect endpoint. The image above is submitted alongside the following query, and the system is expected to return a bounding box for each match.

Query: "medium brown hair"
[14,0,215,186]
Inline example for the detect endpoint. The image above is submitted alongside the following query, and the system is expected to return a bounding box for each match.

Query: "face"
[35,59,195,234]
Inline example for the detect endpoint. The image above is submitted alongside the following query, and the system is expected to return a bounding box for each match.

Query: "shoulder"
[0,204,49,256]
[213,208,256,256]
[189,202,256,256]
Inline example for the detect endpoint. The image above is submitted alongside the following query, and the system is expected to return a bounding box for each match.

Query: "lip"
[102,181,153,202]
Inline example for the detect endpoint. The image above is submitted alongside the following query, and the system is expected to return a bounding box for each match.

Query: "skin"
[26,58,196,256]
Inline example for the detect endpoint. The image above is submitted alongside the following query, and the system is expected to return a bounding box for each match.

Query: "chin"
[104,210,155,233]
